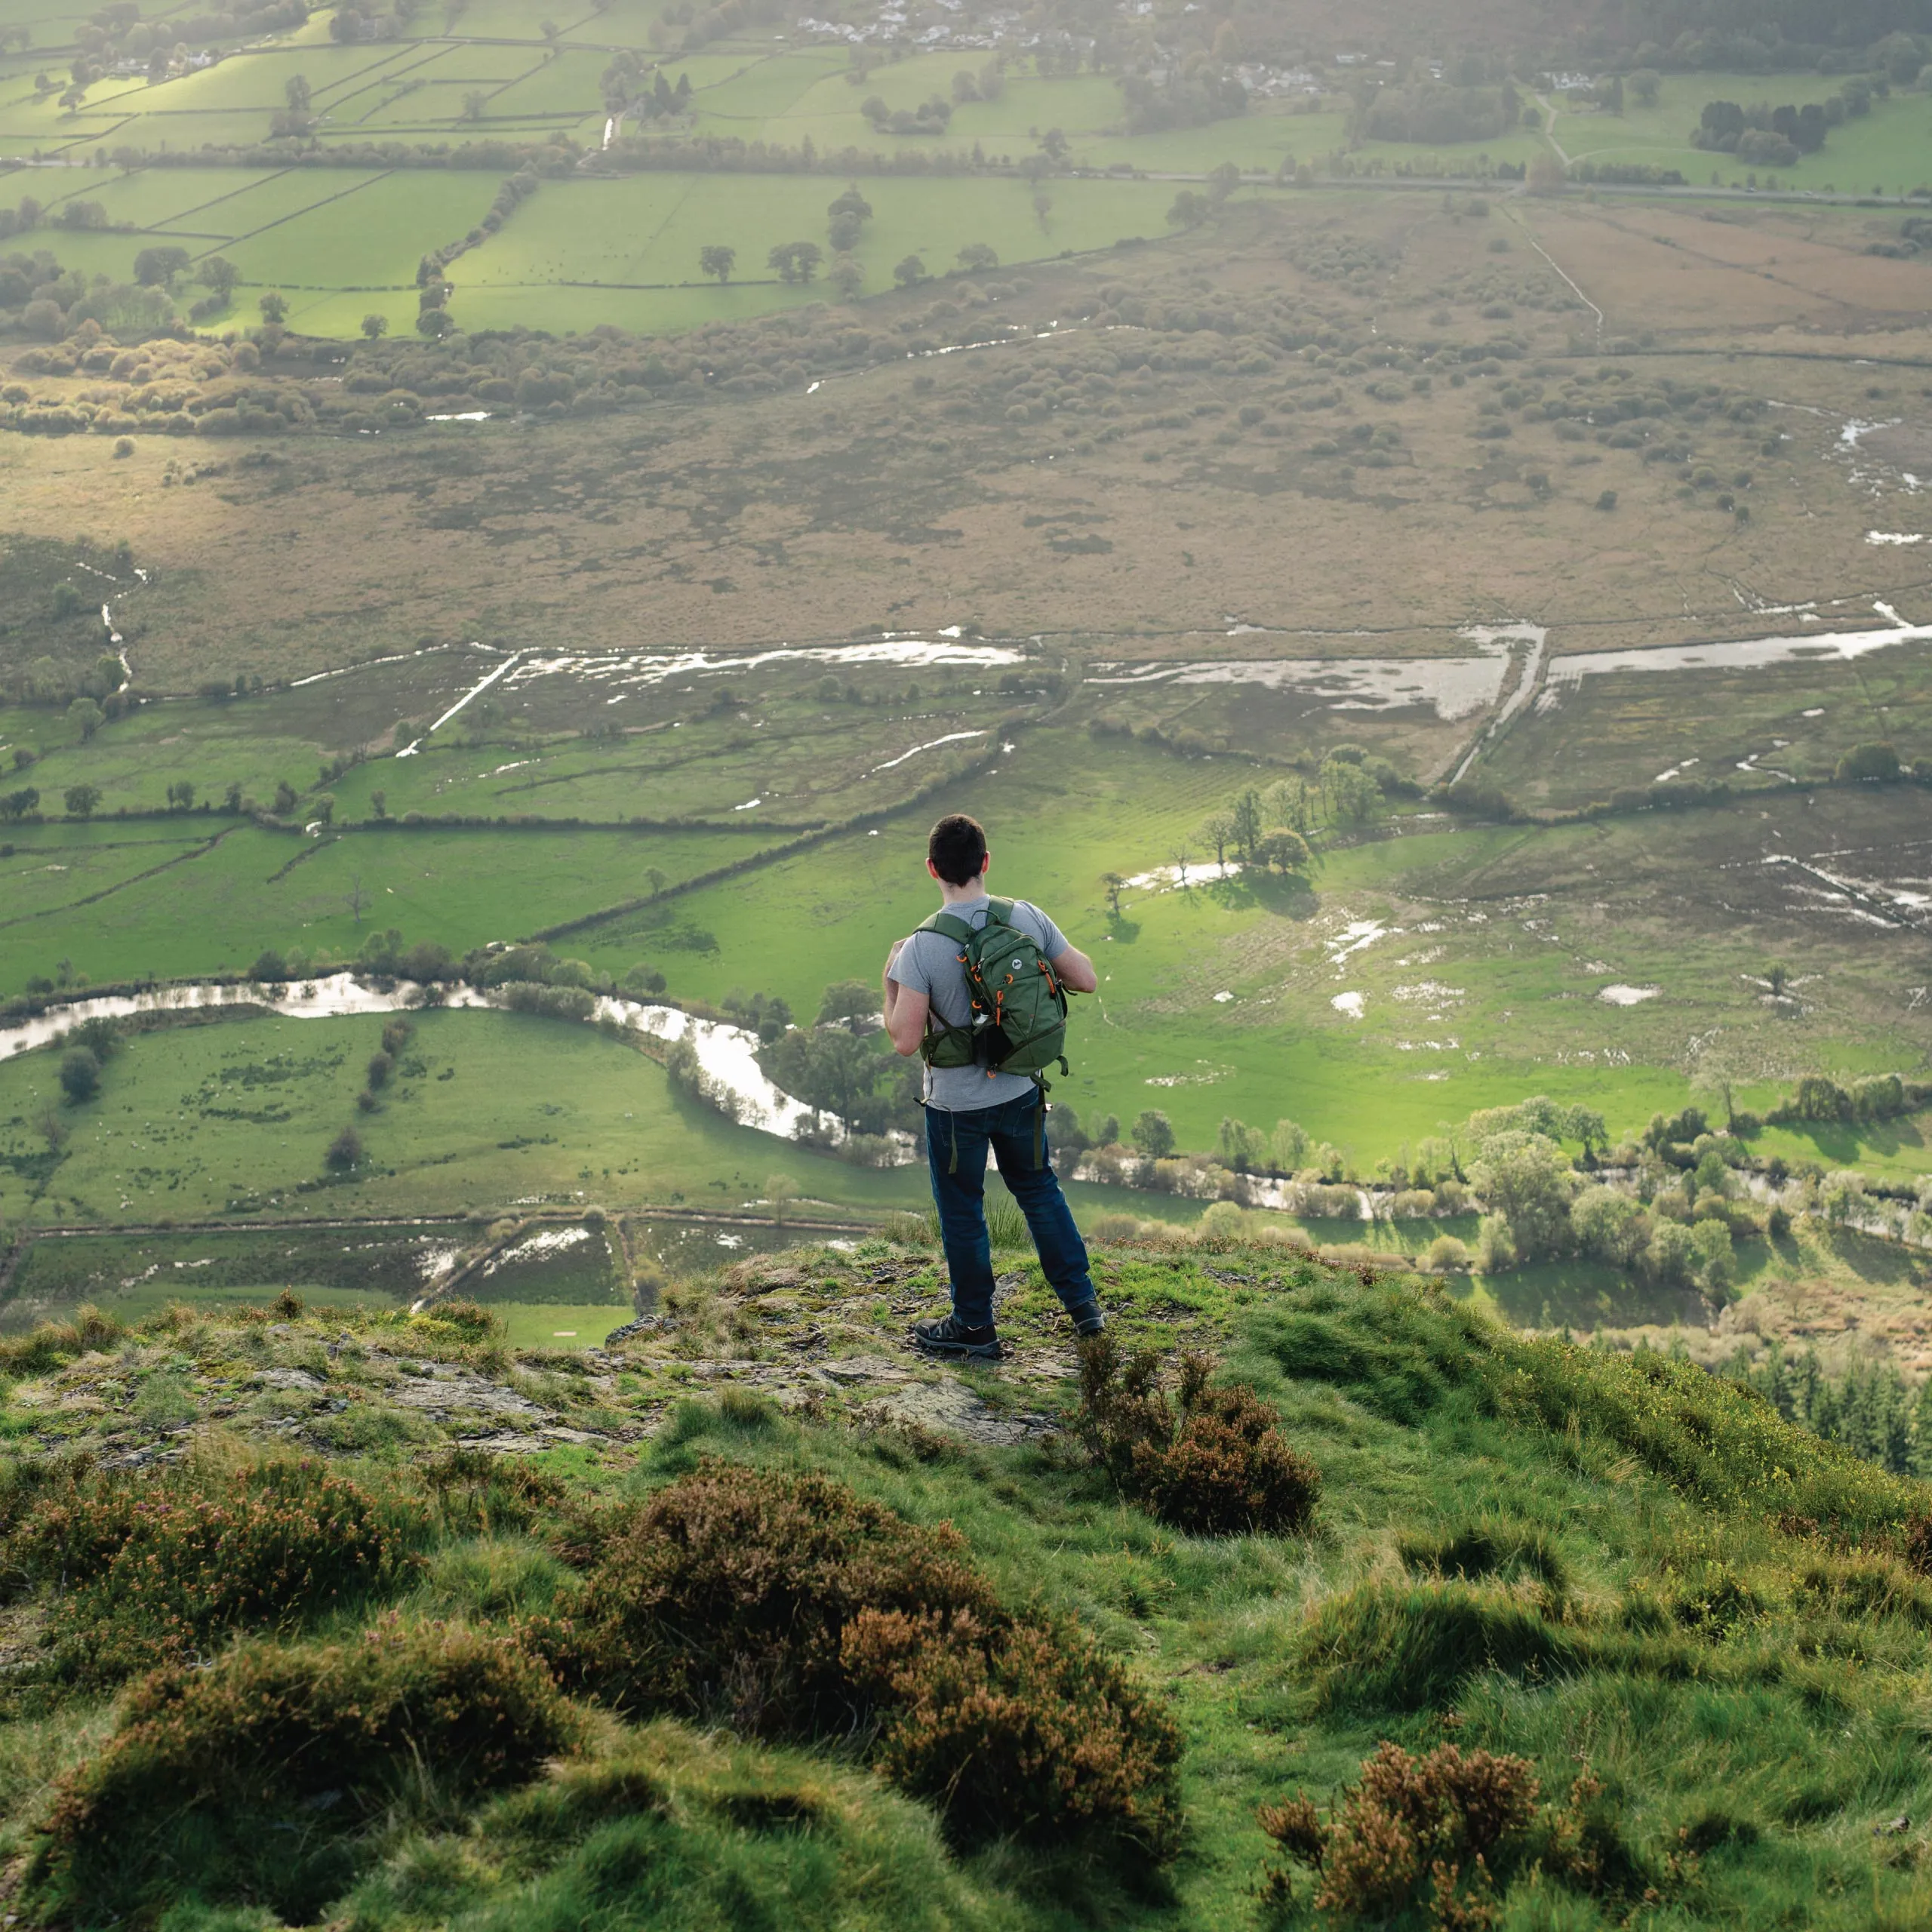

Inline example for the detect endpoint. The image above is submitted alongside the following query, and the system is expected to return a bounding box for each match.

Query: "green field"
[0,818,774,990]
[0,1005,928,1234]
[0,0,1589,337]
[1549,69,1932,191]
[451,170,1197,332]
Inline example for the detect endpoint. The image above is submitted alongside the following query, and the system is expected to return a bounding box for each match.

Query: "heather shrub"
[8,1459,423,1683]
[1075,1337,1321,1535]
[1260,1743,1637,1924]
[420,1445,571,1535]
[844,1606,1183,1854]
[525,1460,1181,1853]
[28,1620,577,1924]
[530,1460,998,1733]
[1903,1513,1932,1577]
[1261,1741,1538,1921]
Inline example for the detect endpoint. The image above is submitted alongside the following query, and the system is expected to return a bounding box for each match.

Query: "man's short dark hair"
[928,813,987,886]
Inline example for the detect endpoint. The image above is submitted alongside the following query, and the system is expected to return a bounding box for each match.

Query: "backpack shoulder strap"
[983,897,1016,928]
[917,910,976,946]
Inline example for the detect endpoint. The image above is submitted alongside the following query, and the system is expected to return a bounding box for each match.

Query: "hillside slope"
[0,1238,1926,1928]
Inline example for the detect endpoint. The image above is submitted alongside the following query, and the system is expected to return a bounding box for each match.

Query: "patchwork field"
[0,135,1929,1372]
[8,0,1926,341]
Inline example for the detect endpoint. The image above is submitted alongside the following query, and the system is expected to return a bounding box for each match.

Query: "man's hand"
[882,937,928,1054]
[1053,944,1099,995]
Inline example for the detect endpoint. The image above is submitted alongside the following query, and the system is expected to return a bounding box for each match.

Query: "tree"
[461,88,486,121]
[1765,961,1789,998]
[361,312,389,339]
[1131,1110,1175,1159]
[326,1125,364,1171]
[1254,829,1312,875]
[1322,759,1380,825]
[251,949,289,982]
[1469,1130,1575,1260]
[829,254,863,300]
[4,784,45,820]
[347,874,368,924]
[1216,1116,1267,1171]
[1100,872,1125,918]
[165,780,195,811]
[645,866,667,897]
[59,1047,100,1103]
[1570,1186,1648,1268]
[1205,159,1241,205]
[198,255,238,300]
[699,245,736,284]
[1838,742,1901,783]
[259,291,289,325]
[1167,189,1210,229]
[1229,788,1263,860]
[817,979,878,1033]
[764,1173,798,1224]
[893,254,926,288]
[956,242,998,272]
[1198,810,1236,870]
[63,782,100,819]
[285,72,311,113]
[1690,1219,1736,1299]
[768,241,822,285]
[66,696,103,740]
[1629,68,1661,108]
[826,183,872,223]
[133,245,189,286]
[761,1026,881,1132]
[1168,843,1192,888]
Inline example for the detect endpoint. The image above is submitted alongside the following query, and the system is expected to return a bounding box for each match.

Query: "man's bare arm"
[1054,945,1099,995]
[882,940,930,1057]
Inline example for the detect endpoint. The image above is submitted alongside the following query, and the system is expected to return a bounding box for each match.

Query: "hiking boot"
[1070,1306,1106,1338]
[912,1315,1002,1361]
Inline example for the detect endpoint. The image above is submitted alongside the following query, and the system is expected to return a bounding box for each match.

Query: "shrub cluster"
[1075,1337,1321,1535]
[524,1460,1181,1853]
[29,1619,574,1924]
[8,1457,422,1681]
[1260,1741,1635,1924]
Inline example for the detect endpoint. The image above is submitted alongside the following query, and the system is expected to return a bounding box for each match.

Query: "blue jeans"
[924,1093,1098,1331]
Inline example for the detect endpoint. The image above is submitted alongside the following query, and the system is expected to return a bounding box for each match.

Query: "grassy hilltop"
[0,1235,1927,1927]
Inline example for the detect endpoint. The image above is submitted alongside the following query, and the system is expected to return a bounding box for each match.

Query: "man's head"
[927,812,989,888]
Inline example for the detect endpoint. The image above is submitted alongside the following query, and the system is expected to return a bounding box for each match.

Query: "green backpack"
[916,897,1071,1158]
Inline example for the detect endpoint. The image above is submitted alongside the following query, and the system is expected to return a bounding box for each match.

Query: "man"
[883,812,1104,1360]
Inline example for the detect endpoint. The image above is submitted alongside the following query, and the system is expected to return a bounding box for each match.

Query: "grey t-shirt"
[888,894,1069,1112]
